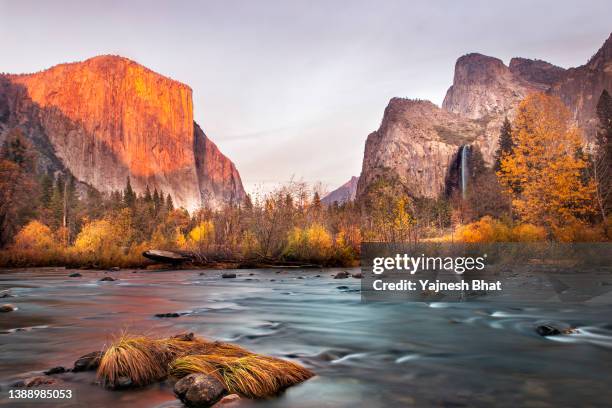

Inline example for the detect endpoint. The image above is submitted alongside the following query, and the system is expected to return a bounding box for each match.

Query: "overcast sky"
[1,0,611,195]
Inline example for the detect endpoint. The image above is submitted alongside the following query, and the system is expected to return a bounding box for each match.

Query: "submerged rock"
[334,271,350,279]
[352,272,363,279]
[0,304,15,312]
[536,325,562,336]
[212,394,241,407]
[222,273,237,279]
[69,272,82,277]
[73,351,103,372]
[44,366,67,375]
[0,289,12,298]
[13,376,57,387]
[155,312,181,318]
[336,286,349,290]
[174,373,228,408]
[99,276,116,282]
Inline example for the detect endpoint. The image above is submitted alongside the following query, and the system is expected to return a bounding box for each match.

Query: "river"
[1,267,612,407]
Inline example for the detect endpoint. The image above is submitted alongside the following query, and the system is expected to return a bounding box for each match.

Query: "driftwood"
[142,250,194,264]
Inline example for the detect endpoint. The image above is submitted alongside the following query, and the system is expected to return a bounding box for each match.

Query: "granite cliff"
[322,176,359,204]
[356,33,612,201]
[0,56,245,210]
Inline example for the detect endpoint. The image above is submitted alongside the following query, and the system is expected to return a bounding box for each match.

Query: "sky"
[1,0,611,196]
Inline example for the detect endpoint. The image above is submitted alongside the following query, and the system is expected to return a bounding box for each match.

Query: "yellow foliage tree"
[498,93,595,231]
[74,219,122,261]
[284,223,332,261]
[13,221,56,251]
[188,220,215,250]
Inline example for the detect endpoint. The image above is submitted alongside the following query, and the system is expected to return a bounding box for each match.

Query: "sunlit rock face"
[356,98,486,199]
[357,33,612,201]
[0,55,245,211]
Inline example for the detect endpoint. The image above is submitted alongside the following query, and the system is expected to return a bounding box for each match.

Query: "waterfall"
[461,145,470,199]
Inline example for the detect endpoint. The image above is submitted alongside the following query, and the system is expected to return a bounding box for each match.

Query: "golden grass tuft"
[97,332,313,394]
[97,334,168,388]
[168,354,314,398]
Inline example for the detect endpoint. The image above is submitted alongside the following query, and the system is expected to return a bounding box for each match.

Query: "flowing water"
[1,267,612,407]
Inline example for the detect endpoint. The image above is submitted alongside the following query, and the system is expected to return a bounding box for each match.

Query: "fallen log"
[142,249,193,264]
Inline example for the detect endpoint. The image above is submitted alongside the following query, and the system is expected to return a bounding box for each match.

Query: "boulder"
[44,366,67,375]
[73,351,103,372]
[174,373,228,408]
[334,271,350,279]
[0,304,15,312]
[99,276,116,282]
[222,273,237,279]
[352,273,363,279]
[69,273,82,277]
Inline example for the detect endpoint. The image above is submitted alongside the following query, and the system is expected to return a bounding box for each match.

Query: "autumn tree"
[0,129,39,247]
[498,93,595,232]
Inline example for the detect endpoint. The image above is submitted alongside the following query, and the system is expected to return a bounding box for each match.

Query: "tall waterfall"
[460,145,470,199]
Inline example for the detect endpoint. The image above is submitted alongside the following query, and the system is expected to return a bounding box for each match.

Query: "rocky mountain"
[0,55,246,211]
[322,176,359,204]
[357,32,612,201]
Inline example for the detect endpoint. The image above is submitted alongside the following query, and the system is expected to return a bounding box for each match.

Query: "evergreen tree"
[40,173,53,208]
[153,188,161,212]
[494,117,513,171]
[166,194,174,211]
[594,89,612,219]
[144,185,152,203]
[123,177,136,209]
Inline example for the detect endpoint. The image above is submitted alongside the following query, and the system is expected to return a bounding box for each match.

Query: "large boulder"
[73,351,103,372]
[174,373,228,408]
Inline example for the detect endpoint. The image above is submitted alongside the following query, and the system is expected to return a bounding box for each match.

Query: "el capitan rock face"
[357,33,612,202]
[0,55,245,211]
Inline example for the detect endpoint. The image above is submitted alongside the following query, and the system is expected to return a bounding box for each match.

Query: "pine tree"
[123,177,136,209]
[494,117,513,171]
[594,89,612,219]
[40,173,53,207]
[144,185,152,203]
[166,194,174,211]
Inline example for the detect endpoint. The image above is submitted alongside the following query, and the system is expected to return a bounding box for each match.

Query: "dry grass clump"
[168,354,314,398]
[97,334,168,387]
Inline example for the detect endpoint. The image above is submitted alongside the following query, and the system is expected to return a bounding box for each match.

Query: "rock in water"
[0,304,15,312]
[334,271,350,279]
[222,273,237,279]
[155,313,181,318]
[174,373,227,408]
[73,351,103,372]
[69,272,82,277]
[13,376,57,387]
[44,366,67,375]
[352,272,363,279]
[212,394,241,407]
[99,276,116,282]
[536,325,562,336]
